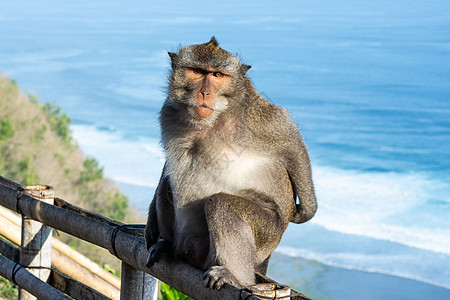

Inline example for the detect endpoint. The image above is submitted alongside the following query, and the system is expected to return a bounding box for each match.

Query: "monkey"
[145,37,317,290]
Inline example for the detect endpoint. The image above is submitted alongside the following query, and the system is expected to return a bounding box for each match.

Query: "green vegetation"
[159,282,193,300]
[103,192,129,220]
[11,156,39,186]
[80,158,104,183]
[0,75,189,300]
[0,277,18,299]
[0,74,143,298]
[102,264,117,276]
[30,95,72,146]
[0,120,14,141]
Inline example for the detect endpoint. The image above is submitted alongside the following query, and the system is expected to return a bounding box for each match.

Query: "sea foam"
[311,165,450,255]
[71,124,164,189]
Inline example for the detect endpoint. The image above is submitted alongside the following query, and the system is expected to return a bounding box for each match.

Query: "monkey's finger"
[203,274,213,288]
[213,278,225,290]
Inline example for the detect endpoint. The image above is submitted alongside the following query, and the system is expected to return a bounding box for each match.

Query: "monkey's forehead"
[177,44,242,71]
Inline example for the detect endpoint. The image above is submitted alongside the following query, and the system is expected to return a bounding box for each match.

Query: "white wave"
[71,124,164,190]
[311,165,450,255]
[275,246,450,290]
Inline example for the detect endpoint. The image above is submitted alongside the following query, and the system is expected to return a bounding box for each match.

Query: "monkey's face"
[183,67,231,119]
[166,37,251,127]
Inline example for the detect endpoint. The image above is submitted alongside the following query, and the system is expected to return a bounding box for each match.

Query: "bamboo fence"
[0,175,311,300]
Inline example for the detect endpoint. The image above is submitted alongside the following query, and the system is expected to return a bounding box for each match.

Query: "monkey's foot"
[203,266,240,289]
[146,239,171,268]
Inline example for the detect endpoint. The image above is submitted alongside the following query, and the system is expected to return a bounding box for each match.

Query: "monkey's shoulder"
[245,98,294,125]
[243,100,300,144]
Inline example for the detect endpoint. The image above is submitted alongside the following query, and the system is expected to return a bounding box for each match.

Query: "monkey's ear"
[168,52,177,68]
[241,64,252,74]
[209,36,219,47]
[168,52,177,61]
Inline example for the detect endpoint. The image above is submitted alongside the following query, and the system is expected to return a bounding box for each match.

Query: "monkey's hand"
[203,266,241,289]
[146,239,171,268]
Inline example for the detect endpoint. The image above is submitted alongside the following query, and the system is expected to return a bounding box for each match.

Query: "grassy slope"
[0,75,144,297]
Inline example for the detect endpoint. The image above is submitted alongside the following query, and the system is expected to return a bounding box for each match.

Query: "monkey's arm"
[145,192,160,250]
[145,163,176,267]
[145,163,174,250]
[286,135,317,223]
[277,111,317,224]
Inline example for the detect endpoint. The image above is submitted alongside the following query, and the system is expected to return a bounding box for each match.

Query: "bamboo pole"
[0,216,21,246]
[119,226,158,300]
[0,235,20,262]
[0,205,121,289]
[50,268,112,300]
[0,175,21,189]
[19,185,54,300]
[0,216,120,300]
[0,229,113,300]
[0,254,71,300]
[52,247,120,300]
[53,234,121,289]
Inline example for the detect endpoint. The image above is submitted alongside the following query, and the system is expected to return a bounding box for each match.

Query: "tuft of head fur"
[169,37,250,75]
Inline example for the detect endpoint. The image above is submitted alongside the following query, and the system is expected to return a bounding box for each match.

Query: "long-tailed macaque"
[145,37,317,289]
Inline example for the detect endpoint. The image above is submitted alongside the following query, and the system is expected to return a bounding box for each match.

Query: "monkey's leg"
[203,192,279,289]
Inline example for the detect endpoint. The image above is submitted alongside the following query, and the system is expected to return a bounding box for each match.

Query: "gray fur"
[145,37,317,289]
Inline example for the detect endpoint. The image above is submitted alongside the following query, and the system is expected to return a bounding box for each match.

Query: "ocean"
[1,1,449,299]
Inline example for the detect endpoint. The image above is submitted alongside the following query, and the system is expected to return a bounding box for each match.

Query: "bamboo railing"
[0,206,121,298]
[0,175,312,300]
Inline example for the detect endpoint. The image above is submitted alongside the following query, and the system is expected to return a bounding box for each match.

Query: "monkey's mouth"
[193,105,215,118]
[195,104,214,111]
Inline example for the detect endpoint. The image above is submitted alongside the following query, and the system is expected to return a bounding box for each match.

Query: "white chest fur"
[167,145,274,207]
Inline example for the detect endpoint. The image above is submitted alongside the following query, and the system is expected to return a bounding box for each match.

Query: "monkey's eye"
[193,68,205,74]
[212,72,224,78]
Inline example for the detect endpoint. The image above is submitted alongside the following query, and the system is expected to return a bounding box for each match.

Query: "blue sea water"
[1,1,449,299]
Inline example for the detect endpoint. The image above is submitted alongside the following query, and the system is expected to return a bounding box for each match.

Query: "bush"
[159,282,192,300]
[0,120,14,141]
[80,158,104,183]
[29,95,72,145]
[8,156,39,186]
[102,192,129,220]
[41,102,71,143]
[0,277,18,299]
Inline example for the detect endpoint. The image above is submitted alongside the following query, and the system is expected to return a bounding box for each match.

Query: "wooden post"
[19,185,54,300]
[119,226,158,300]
